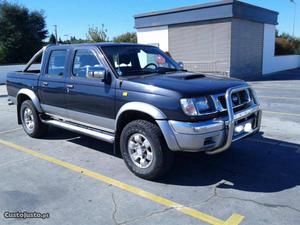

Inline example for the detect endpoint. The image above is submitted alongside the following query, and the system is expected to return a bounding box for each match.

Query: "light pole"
[291,0,297,37]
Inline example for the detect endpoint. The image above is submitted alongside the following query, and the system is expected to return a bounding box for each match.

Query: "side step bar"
[43,119,115,143]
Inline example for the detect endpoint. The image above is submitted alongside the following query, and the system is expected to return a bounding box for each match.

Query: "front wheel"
[120,120,174,180]
[20,100,48,138]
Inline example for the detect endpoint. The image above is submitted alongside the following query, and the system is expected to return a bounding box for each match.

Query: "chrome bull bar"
[206,84,262,155]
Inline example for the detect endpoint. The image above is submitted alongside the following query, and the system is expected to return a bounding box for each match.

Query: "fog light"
[244,123,252,132]
[235,125,244,133]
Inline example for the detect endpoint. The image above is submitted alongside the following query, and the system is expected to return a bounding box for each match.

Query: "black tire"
[120,120,174,180]
[20,100,48,138]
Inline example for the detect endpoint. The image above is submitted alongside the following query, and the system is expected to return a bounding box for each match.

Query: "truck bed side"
[6,71,40,100]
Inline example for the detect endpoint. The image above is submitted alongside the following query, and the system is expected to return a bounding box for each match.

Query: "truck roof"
[46,42,146,50]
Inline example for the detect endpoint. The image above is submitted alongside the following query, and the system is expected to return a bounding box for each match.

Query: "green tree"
[275,31,300,55]
[86,24,108,42]
[113,32,137,43]
[0,1,48,64]
[69,36,87,44]
[49,34,57,44]
[59,36,87,44]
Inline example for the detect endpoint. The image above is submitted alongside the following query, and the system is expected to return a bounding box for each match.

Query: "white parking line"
[252,86,300,91]
[263,111,300,117]
[0,128,22,135]
[259,96,300,101]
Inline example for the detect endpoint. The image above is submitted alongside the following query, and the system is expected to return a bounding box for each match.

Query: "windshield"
[101,45,181,77]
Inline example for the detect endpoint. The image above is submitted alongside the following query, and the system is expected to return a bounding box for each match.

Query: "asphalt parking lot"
[0,69,300,225]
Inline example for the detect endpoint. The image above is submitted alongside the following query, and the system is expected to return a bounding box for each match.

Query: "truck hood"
[125,72,246,97]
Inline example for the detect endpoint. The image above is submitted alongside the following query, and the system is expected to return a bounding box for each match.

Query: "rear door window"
[46,50,67,78]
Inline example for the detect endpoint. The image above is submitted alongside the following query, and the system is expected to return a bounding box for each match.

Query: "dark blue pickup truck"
[6,43,262,179]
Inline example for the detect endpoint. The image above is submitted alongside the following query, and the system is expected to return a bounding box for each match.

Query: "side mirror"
[87,67,106,79]
[177,61,184,70]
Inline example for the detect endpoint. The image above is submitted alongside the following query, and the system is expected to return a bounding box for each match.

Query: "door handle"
[66,84,74,89]
[42,82,48,87]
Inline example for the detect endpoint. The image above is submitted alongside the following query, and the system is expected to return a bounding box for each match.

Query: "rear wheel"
[20,100,48,138]
[120,120,174,180]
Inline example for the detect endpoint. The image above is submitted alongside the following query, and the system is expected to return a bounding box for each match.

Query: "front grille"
[218,96,226,109]
[214,89,252,112]
[191,87,255,121]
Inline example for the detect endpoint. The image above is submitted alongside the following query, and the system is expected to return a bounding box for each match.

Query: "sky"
[8,0,300,40]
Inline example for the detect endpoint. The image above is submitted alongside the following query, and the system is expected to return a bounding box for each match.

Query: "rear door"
[65,46,116,133]
[38,48,69,117]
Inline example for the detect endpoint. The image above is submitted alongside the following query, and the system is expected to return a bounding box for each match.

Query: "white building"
[135,0,300,79]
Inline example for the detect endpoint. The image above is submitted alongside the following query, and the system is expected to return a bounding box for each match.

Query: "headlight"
[180,98,198,116]
[180,97,212,116]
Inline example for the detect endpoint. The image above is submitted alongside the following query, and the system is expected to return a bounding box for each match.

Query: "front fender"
[115,102,180,151]
[115,102,167,129]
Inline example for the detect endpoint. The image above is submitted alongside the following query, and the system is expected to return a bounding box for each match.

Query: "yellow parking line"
[226,213,245,225]
[263,111,300,117]
[0,139,244,225]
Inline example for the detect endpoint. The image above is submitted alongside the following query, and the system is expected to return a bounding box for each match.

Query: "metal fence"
[183,61,230,76]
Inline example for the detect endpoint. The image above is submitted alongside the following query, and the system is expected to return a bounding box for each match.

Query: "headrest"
[118,53,131,65]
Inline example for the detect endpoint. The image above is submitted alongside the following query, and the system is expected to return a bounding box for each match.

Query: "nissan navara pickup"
[6,43,262,180]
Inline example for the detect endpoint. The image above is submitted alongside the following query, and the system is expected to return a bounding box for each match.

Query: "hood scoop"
[183,74,206,80]
[168,73,206,80]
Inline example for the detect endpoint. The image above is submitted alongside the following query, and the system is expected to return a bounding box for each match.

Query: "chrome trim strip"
[67,108,115,133]
[234,104,261,120]
[47,113,115,134]
[17,89,43,112]
[43,119,115,143]
[42,104,115,133]
[41,104,66,117]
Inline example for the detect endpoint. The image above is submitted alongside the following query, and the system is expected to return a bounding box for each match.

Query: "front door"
[65,47,115,133]
[38,49,68,117]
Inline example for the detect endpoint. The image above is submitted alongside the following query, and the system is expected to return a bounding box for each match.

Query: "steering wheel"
[143,63,158,69]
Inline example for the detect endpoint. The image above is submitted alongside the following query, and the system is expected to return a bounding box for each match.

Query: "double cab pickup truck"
[6,43,262,180]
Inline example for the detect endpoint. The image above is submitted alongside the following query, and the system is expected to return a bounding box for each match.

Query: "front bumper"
[157,85,262,154]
